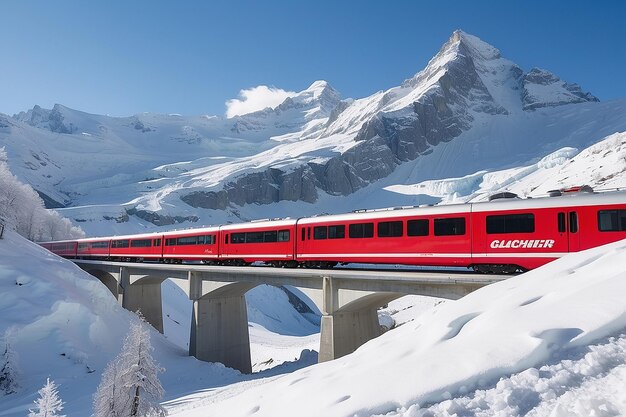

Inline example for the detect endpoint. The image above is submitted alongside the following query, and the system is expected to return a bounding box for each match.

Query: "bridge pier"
[121,271,163,334]
[188,274,255,373]
[319,309,382,362]
[317,277,404,362]
[190,295,251,373]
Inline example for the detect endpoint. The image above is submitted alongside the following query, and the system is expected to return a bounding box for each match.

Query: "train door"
[222,232,229,257]
[558,211,580,252]
[568,210,580,252]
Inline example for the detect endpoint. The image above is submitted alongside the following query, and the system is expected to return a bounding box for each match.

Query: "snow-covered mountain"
[1,30,624,236]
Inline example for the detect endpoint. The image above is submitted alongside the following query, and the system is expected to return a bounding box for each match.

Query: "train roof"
[220,218,297,231]
[75,236,113,242]
[297,203,471,224]
[160,226,220,237]
[298,190,626,224]
[471,189,626,212]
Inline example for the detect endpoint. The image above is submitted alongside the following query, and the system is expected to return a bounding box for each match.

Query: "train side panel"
[162,229,219,262]
[576,201,626,250]
[297,212,472,267]
[40,240,78,258]
[470,206,568,270]
[77,238,110,259]
[110,233,163,260]
[220,221,296,264]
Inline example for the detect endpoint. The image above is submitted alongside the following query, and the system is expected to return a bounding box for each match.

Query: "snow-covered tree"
[28,378,65,417]
[0,328,19,395]
[93,315,165,417]
[0,147,84,241]
[93,358,122,417]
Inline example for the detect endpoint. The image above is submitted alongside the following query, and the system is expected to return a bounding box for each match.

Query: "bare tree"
[28,378,65,417]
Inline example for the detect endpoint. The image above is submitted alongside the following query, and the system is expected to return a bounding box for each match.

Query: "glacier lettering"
[490,239,555,249]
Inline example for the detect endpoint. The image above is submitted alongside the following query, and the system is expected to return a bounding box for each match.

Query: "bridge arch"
[86,268,121,299]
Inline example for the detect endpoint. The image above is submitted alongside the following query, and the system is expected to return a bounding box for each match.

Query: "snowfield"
[1,229,626,416]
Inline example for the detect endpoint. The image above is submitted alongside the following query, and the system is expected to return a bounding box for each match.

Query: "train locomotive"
[40,188,626,274]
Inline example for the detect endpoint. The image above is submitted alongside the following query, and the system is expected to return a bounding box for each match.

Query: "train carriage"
[39,240,78,258]
[296,205,473,268]
[109,232,163,261]
[220,219,297,266]
[76,238,110,259]
[471,190,626,272]
[161,227,220,263]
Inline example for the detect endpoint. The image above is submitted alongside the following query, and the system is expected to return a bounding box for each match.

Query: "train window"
[78,243,88,250]
[200,235,215,245]
[328,225,345,239]
[153,239,161,246]
[407,219,429,236]
[569,212,578,233]
[301,228,306,241]
[308,227,311,240]
[246,232,264,243]
[111,239,130,248]
[486,214,534,234]
[378,221,403,238]
[92,241,109,248]
[558,213,566,233]
[225,234,229,244]
[264,231,278,243]
[434,218,466,236]
[166,238,176,246]
[278,230,290,242]
[231,233,245,244]
[131,239,152,248]
[349,223,374,238]
[598,210,626,232]
[176,236,198,245]
[314,226,327,240]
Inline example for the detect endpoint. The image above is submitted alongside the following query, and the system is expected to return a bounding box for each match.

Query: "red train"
[40,188,626,273]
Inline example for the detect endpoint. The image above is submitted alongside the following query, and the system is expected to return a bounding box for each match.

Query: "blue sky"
[2,0,625,117]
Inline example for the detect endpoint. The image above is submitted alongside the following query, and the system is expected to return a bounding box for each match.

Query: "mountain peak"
[307,80,330,91]
[448,30,502,62]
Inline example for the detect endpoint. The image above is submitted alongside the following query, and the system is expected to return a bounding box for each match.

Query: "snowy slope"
[166,238,626,417]
[0,231,320,416]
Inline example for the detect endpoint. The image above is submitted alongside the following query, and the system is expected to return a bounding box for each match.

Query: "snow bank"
[173,238,626,417]
[0,231,241,416]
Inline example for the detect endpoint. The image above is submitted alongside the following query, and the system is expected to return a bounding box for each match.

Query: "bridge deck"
[73,260,510,286]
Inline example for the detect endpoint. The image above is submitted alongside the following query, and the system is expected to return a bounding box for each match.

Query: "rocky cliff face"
[179,30,599,210]
[14,104,78,134]
[522,68,599,111]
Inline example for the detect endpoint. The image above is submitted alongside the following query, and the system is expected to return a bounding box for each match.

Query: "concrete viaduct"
[74,260,508,373]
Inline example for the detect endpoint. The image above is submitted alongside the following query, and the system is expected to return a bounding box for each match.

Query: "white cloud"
[225,85,296,118]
